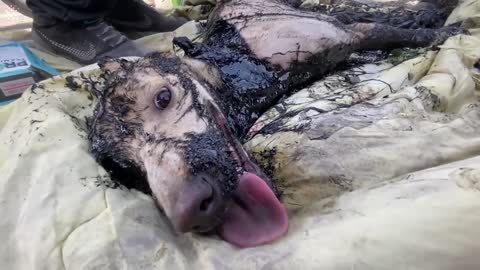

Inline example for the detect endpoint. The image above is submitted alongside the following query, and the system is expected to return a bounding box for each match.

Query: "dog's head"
[89,53,288,247]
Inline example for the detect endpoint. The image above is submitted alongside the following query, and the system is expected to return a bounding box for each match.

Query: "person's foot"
[32,20,148,65]
[105,0,189,39]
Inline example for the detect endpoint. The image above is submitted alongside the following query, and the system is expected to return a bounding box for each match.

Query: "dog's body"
[88,0,465,247]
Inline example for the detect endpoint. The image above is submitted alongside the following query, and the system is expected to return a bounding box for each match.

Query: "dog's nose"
[173,173,225,233]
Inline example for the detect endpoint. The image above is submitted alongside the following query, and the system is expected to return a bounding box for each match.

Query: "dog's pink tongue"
[219,172,288,247]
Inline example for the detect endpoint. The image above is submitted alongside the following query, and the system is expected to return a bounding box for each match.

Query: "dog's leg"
[303,0,460,29]
[349,23,468,51]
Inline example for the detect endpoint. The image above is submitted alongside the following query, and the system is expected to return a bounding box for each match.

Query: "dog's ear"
[182,57,223,88]
[98,57,134,79]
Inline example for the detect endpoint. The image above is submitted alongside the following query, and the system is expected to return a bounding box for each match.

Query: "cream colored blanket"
[1,1,480,269]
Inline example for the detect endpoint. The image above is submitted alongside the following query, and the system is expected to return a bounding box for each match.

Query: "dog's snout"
[173,173,225,233]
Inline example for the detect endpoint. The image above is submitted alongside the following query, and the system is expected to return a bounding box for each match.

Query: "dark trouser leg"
[106,0,189,33]
[26,0,119,24]
[27,0,188,33]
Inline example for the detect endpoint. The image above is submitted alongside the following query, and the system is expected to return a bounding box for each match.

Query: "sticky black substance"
[185,128,239,197]
[65,76,81,91]
[173,20,344,140]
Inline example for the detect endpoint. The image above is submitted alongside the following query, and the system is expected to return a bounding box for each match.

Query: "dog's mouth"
[209,103,289,247]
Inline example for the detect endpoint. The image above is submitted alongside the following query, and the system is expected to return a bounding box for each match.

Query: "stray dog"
[88,0,466,247]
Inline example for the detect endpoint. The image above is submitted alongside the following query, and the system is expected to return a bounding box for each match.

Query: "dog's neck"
[175,23,284,140]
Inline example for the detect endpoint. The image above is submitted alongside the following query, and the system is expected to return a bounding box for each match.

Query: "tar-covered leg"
[349,23,468,51]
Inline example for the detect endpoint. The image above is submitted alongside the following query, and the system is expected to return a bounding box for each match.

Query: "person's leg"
[105,0,188,39]
[26,0,146,64]
[26,0,118,25]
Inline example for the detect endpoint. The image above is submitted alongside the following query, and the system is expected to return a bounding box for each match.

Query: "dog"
[88,0,466,247]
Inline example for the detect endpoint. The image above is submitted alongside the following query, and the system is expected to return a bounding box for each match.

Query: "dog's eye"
[154,87,172,110]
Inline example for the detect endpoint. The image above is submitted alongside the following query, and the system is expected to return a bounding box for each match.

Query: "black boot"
[32,19,147,64]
